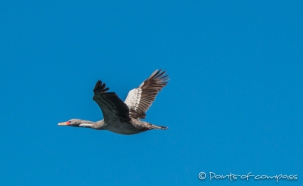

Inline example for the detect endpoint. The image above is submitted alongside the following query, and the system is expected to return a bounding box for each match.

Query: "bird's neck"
[91,120,106,130]
[79,120,95,128]
[79,123,93,128]
[78,119,105,130]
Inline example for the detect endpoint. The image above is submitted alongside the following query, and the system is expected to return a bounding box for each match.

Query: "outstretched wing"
[93,80,131,122]
[124,69,169,119]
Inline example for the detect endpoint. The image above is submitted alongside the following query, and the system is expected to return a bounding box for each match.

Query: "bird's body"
[103,119,138,135]
[58,69,169,135]
[97,118,164,135]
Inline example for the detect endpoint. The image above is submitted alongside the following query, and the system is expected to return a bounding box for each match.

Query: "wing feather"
[93,80,130,122]
[124,69,169,119]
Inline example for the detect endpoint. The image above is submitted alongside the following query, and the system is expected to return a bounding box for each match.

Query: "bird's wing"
[93,80,131,123]
[124,69,169,119]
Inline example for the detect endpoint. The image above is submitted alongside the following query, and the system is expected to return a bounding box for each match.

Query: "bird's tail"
[150,124,168,130]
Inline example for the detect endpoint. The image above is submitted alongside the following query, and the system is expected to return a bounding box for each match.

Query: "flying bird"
[58,69,169,135]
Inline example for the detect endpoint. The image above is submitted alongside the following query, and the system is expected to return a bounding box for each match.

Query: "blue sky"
[0,1,302,185]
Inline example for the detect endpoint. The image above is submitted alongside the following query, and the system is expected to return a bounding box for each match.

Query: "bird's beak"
[58,122,68,126]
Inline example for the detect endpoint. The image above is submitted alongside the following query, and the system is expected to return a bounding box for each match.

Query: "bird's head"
[58,119,93,128]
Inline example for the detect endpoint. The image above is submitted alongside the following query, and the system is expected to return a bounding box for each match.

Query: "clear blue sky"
[0,1,302,185]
